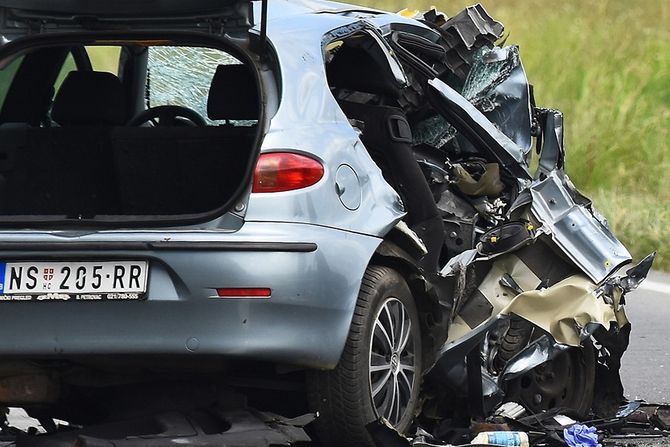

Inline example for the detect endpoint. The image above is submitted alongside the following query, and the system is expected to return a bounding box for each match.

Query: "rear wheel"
[308,266,422,447]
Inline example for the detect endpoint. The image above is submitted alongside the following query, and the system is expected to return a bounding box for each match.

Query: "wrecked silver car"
[0,1,653,446]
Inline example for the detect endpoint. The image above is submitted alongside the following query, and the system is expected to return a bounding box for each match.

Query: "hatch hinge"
[0,8,44,35]
[27,18,44,33]
[11,16,44,34]
[260,0,268,52]
[206,17,225,35]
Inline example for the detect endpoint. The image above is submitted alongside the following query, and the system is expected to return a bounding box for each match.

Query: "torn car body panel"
[500,273,627,347]
[444,250,629,348]
[530,170,632,283]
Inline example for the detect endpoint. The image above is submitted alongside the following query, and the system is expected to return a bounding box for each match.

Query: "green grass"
[356,0,670,270]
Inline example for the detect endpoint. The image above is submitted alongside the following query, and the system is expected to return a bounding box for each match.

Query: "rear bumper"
[0,222,382,369]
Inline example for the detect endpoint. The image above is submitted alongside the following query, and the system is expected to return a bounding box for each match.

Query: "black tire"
[308,266,423,447]
[503,338,596,415]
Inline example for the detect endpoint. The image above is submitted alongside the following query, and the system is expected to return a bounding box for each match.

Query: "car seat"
[51,70,127,126]
[207,64,259,124]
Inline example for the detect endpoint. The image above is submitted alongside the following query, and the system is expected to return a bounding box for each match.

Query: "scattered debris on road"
[363,400,670,447]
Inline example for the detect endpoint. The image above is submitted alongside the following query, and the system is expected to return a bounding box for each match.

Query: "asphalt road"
[5,271,670,444]
[620,270,670,404]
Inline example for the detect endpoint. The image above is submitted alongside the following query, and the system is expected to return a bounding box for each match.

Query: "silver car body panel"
[244,5,408,235]
[0,222,381,368]
[530,170,631,283]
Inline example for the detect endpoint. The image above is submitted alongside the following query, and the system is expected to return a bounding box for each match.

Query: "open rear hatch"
[0,0,258,38]
[0,0,269,226]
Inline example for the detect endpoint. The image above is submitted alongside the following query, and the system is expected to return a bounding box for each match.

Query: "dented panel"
[500,273,627,346]
[530,170,632,283]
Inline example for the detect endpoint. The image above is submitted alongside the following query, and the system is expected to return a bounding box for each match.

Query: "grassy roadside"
[357,0,670,269]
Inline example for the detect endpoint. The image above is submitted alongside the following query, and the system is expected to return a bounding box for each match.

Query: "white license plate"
[0,261,148,299]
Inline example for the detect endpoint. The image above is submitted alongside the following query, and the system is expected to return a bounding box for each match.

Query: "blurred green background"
[356,0,670,269]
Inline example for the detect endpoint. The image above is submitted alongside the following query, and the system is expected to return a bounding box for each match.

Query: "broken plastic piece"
[554,415,578,427]
[652,406,670,431]
[494,402,526,419]
[431,5,504,80]
[615,401,641,418]
[478,221,534,255]
[618,252,656,292]
[500,335,569,382]
[366,418,410,447]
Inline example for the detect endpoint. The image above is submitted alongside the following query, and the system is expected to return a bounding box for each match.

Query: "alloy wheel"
[368,297,417,426]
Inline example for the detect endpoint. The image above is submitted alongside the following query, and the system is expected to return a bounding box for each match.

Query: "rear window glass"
[147,46,240,125]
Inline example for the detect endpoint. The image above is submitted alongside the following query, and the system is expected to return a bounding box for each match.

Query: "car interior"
[0,42,261,220]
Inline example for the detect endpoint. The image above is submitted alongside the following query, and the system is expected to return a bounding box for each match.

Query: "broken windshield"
[147,46,240,125]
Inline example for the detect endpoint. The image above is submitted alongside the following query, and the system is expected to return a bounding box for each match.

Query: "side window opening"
[326,33,404,107]
[325,32,444,271]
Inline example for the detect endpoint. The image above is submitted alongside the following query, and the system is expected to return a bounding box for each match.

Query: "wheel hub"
[368,298,417,426]
[390,353,400,374]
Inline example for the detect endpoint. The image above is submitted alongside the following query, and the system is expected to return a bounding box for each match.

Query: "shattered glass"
[461,46,520,108]
[147,47,240,125]
[412,114,457,148]
[460,46,534,154]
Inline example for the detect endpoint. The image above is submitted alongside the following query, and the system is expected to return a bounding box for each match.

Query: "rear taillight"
[252,152,324,193]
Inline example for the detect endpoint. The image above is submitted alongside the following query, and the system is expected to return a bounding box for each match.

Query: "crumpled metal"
[563,424,601,447]
[501,274,628,346]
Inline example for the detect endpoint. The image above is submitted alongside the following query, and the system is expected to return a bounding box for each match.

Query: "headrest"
[52,71,126,126]
[327,45,402,98]
[207,64,259,121]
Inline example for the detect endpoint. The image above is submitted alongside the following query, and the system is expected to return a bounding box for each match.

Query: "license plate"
[0,261,148,301]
